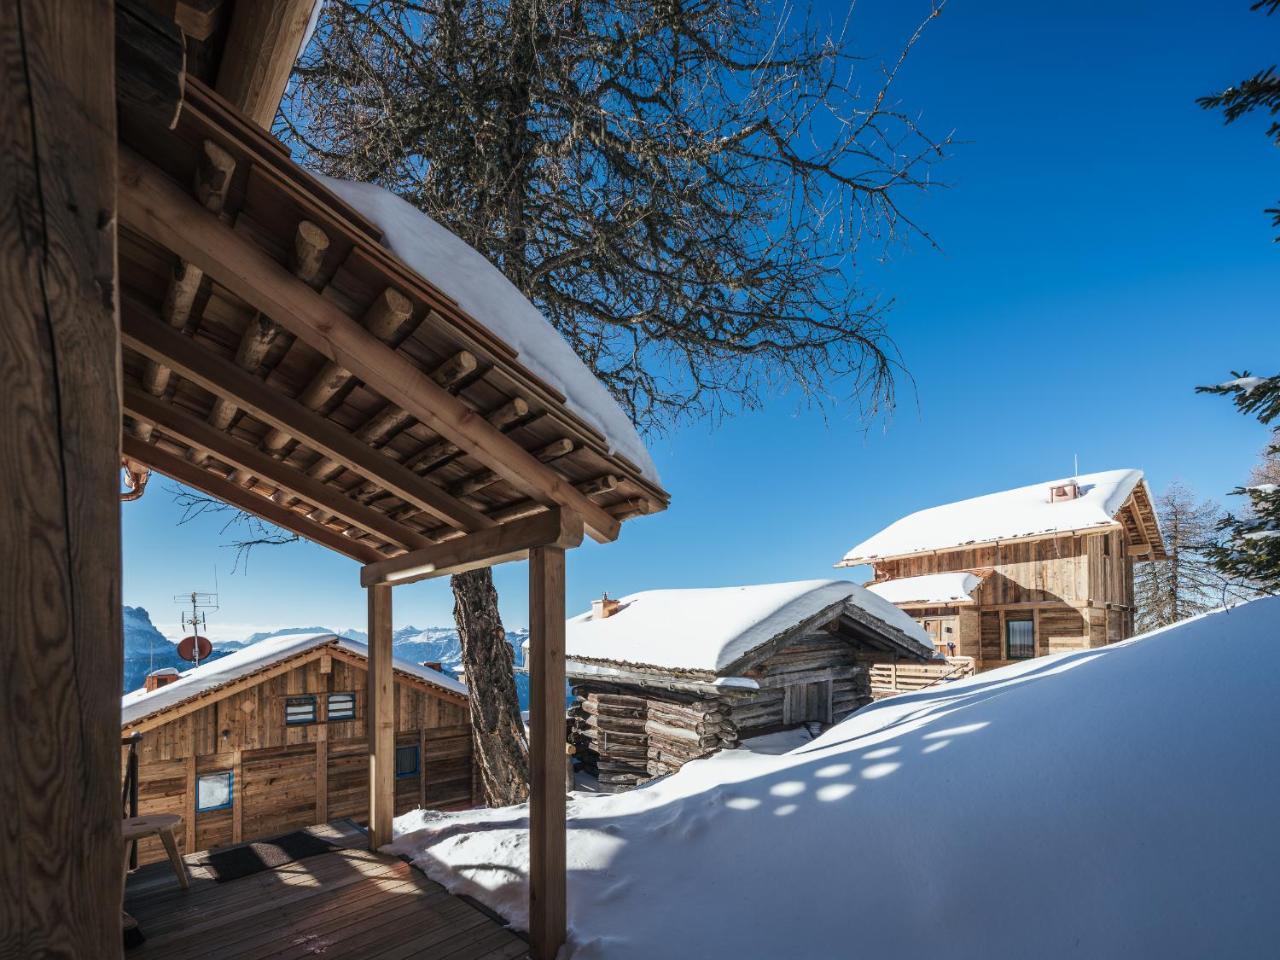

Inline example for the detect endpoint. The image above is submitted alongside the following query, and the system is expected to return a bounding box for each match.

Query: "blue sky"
[123,0,1280,643]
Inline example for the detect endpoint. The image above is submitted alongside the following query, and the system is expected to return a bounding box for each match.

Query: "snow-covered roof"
[867,572,984,606]
[557,580,932,675]
[840,469,1148,565]
[318,178,659,485]
[389,596,1280,960]
[122,631,467,727]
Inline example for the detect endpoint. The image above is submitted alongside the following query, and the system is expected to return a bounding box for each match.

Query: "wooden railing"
[122,732,142,868]
[869,657,976,698]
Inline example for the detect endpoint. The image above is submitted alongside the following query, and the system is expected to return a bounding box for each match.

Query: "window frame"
[195,770,234,814]
[326,691,356,722]
[395,743,420,781]
[285,694,318,726]
[1005,616,1036,660]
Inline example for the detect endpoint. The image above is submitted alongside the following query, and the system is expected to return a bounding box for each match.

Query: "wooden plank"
[528,546,567,960]
[121,302,493,533]
[123,434,383,564]
[0,0,122,954]
[117,147,623,543]
[124,385,431,551]
[116,0,186,130]
[368,584,395,848]
[361,509,584,587]
[232,749,243,843]
[214,0,315,128]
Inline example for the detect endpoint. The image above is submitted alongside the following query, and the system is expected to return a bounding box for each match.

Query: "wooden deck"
[124,821,529,960]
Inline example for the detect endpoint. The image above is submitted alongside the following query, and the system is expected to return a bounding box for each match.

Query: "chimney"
[1049,481,1081,503]
[144,668,180,692]
[422,661,443,673]
[591,593,621,621]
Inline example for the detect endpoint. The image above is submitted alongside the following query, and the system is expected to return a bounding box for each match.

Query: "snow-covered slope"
[390,597,1280,959]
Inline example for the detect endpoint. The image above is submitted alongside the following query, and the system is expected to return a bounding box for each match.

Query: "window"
[1006,618,1035,660]
[395,744,420,780]
[196,771,233,813]
[285,695,317,725]
[327,692,355,721]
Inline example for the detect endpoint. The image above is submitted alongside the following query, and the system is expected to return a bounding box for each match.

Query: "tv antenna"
[174,589,219,667]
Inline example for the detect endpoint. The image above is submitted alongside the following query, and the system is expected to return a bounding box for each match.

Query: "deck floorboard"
[124,821,529,960]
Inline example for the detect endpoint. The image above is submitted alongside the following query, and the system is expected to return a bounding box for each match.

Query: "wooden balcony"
[869,657,976,698]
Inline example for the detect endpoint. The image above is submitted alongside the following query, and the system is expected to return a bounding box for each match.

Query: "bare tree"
[180,0,947,803]
[1133,481,1242,631]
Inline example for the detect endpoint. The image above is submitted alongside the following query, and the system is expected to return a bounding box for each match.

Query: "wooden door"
[922,618,943,650]
[240,745,320,842]
[784,680,833,725]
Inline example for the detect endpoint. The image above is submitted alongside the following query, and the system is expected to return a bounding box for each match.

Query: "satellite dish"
[178,635,213,663]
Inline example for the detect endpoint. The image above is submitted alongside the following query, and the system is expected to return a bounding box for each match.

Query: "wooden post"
[367,584,395,848]
[528,546,567,960]
[1,0,122,955]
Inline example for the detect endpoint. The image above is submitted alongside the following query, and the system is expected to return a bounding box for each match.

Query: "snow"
[122,631,466,726]
[146,667,180,678]
[841,468,1147,564]
[1218,376,1267,393]
[866,571,983,606]
[559,580,930,675]
[389,597,1280,959]
[316,177,659,485]
[1244,530,1280,540]
[1247,484,1278,495]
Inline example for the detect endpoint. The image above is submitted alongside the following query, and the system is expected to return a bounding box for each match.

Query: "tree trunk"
[451,567,530,805]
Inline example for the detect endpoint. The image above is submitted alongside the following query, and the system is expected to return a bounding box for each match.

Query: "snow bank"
[390,597,1280,959]
[122,631,466,726]
[866,571,983,606]
[841,468,1146,564]
[559,579,929,674]
[317,177,659,485]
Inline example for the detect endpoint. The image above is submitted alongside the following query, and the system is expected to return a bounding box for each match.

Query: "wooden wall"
[876,527,1138,672]
[125,650,473,865]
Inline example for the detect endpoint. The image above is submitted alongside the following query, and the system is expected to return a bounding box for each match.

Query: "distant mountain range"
[122,607,532,709]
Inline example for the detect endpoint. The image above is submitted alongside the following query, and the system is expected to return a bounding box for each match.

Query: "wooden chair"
[122,813,190,890]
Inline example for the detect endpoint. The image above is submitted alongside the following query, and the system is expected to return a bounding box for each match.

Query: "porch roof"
[866,571,987,607]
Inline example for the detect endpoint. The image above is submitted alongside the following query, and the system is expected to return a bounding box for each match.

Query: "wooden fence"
[869,657,976,698]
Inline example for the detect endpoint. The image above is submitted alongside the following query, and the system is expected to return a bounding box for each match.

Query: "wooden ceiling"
[117,6,667,564]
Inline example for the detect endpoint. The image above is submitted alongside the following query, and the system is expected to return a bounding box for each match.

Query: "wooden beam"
[214,0,315,128]
[121,302,493,531]
[361,509,583,588]
[124,386,431,551]
[2,0,123,954]
[123,434,383,563]
[528,546,568,960]
[118,146,623,543]
[367,584,395,849]
[116,0,186,131]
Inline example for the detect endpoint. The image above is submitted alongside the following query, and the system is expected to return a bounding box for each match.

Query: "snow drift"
[390,597,1280,959]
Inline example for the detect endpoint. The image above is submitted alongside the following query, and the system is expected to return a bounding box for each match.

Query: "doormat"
[204,830,337,883]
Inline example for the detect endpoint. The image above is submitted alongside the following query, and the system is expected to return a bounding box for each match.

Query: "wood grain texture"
[0,2,122,954]
[214,0,315,128]
[367,585,395,848]
[527,547,567,960]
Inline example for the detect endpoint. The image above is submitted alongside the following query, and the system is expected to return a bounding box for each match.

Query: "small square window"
[328,692,355,721]
[196,771,233,813]
[395,744,420,780]
[285,695,317,725]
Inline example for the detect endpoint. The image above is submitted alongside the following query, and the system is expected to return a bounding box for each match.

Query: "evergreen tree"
[1197,1,1280,241]
[1196,374,1280,592]
[1133,481,1233,632]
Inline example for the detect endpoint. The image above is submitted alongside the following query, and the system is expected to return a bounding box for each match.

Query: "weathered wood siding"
[125,649,472,865]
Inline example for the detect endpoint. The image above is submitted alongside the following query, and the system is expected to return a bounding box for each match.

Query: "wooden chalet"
[550,582,936,790]
[121,634,473,867]
[840,470,1165,679]
[5,3,667,957]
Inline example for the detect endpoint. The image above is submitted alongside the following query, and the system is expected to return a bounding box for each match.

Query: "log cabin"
[839,469,1166,676]
[542,581,936,790]
[120,633,473,867]
[3,2,669,955]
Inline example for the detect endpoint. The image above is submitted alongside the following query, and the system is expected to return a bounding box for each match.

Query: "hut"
[841,469,1166,682]
[4,3,668,955]
[120,633,472,866]
[551,581,936,790]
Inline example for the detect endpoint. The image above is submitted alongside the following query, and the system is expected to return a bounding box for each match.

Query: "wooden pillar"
[0,0,122,956]
[367,584,395,848]
[528,546,567,960]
